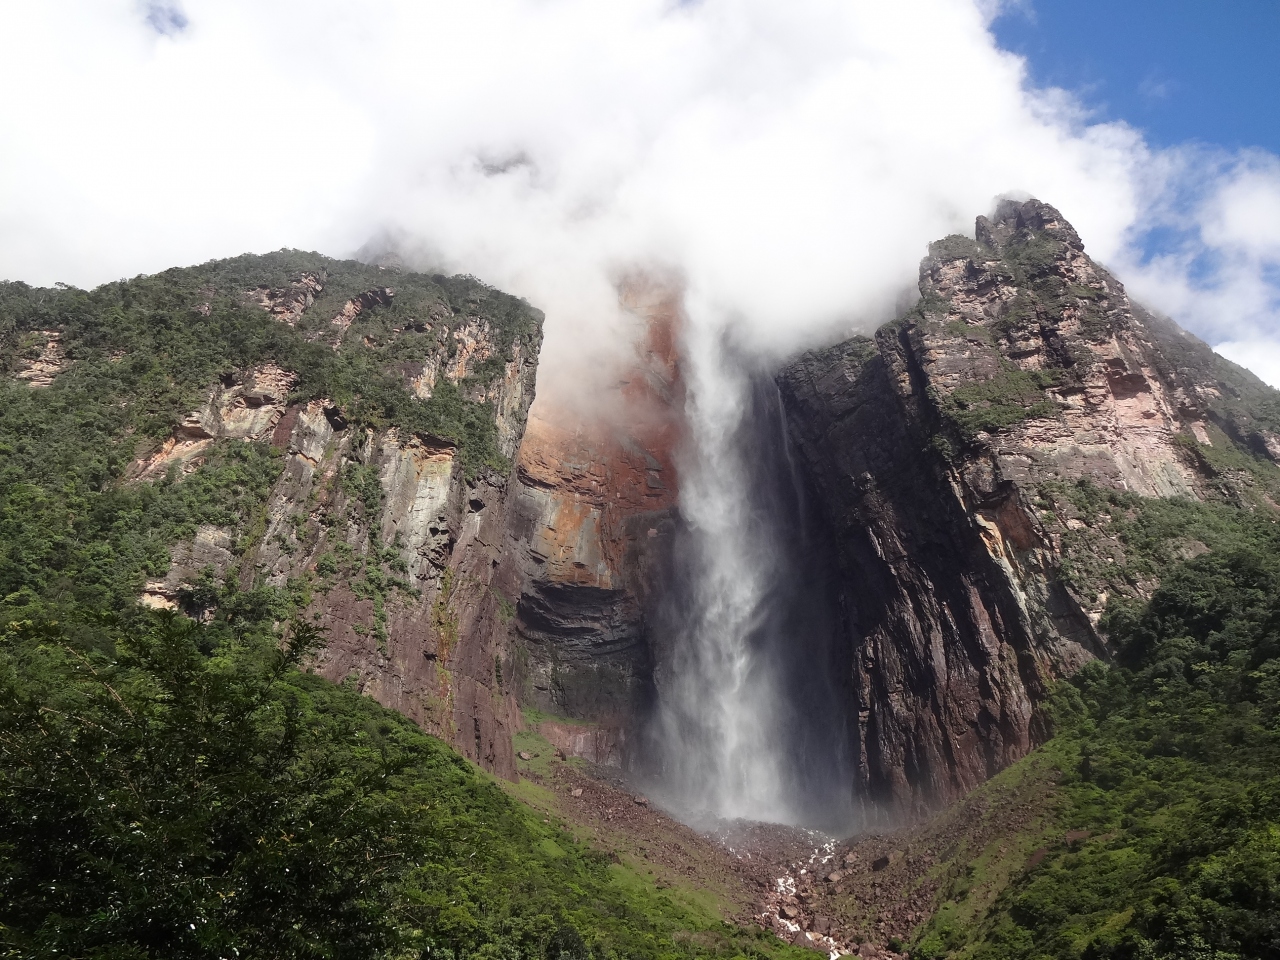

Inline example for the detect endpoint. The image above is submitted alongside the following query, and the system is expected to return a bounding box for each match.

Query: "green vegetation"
[0,426,284,635]
[1037,477,1280,604]
[0,615,808,959]
[0,251,540,475]
[913,522,1280,959]
[1175,425,1280,505]
[936,365,1062,438]
[942,319,994,343]
[1002,231,1065,282]
[928,235,992,263]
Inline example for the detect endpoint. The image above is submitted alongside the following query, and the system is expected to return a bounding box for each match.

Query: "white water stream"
[648,310,855,830]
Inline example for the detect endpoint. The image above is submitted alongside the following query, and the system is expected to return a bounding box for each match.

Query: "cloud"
[1215,340,1280,389]
[142,2,188,36]
[1138,72,1176,103]
[1115,149,1280,372]
[0,0,1276,396]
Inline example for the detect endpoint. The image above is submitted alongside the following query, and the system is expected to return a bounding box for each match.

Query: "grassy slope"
[503,725,759,924]
[794,746,1065,951]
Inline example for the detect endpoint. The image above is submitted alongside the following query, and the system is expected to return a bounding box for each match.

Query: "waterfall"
[645,314,855,831]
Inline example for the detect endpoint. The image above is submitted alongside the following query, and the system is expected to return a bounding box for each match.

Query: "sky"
[0,0,1277,390]
[994,0,1280,157]
[991,0,1280,383]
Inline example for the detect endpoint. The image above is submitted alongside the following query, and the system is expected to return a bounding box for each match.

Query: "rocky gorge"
[11,200,1277,822]
[6,199,1280,956]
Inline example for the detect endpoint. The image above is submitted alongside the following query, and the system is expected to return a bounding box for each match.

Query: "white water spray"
[649,303,855,828]
[656,317,792,822]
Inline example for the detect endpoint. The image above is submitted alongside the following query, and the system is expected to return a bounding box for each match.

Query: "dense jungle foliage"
[916,521,1280,960]
[0,615,808,960]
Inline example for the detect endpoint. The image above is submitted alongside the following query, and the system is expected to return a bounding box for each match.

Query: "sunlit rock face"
[777,199,1280,817]
[133,260,543,780]
[495,278,685,746]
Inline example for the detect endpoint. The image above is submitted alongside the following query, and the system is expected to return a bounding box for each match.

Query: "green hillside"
[1,614,810,959]
[0,259,805,960]
[911,520,1280,959]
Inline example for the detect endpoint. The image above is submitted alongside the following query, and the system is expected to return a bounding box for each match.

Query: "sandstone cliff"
[491,278,685,763]
[778,199,1280,815]
[133,255,542,778]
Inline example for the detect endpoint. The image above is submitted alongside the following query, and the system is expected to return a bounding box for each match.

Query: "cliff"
[11,208,1277,826]
[492,277,685,763]
[108,253,543,778]
[3,249,694,782]
[778,199,1280,814]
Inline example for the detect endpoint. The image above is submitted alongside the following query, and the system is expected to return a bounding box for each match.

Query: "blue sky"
[994,0,1280,155]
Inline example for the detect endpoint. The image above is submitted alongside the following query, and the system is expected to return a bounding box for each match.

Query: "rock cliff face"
[116,253,683,780]
[136,257,542,779]
[491,279,685,760]
[778,199,1280,815]
[14,330,68,386]
[33,212,1278,822]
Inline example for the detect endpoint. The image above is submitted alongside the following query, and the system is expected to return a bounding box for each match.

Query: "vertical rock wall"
[492,279,686,759]
[135,263,542,779]
[778,199,1280,815]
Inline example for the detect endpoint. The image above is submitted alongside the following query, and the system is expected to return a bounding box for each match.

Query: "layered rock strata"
[130,363,298,481]
[493,278,685,754]
[137,260,542,778]
[778,199,1280,814]
[15,330,67,386]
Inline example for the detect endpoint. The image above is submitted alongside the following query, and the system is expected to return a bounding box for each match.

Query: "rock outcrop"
[15,330,67,386]
[247,272,325,325]
[778,199,1280,815]
[135,259,543,778]
[493,278,685,751]
[129,363,298,480]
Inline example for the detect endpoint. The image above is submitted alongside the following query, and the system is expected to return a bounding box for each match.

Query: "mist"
[7,0,1278,397]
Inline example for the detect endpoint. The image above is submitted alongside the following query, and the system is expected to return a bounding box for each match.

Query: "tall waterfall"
[646,316,855,831]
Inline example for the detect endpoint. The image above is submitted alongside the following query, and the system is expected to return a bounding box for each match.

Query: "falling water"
[645,316,855,831]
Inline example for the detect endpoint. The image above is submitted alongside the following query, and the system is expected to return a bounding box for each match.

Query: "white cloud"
[1202,156,1280,260]
[0,0,1277,397]
[1116,150,1280,368]
[1215,340,1280,389]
